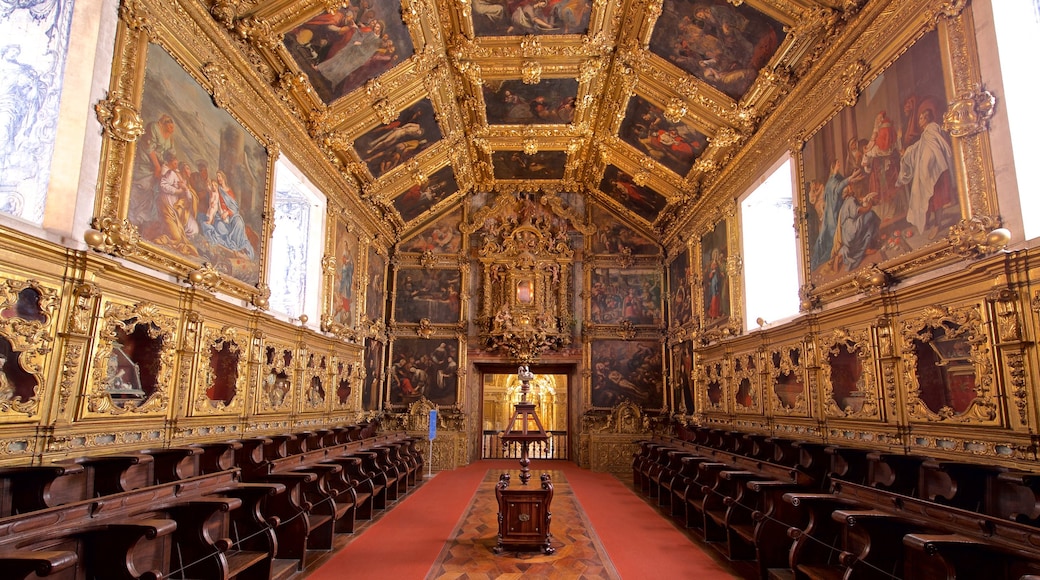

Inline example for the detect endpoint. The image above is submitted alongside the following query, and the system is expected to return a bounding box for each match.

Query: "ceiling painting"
[393,165,460,223]
[483,79,580,125]
[285,0,415,104]
[619,95,708,177]
[598,165,669,225]
[399,209,463,254]
[589,206,660,256]
[492,150,567,180]
[353,99,442,179]
[648,0,786,101]
[471,0,593,37]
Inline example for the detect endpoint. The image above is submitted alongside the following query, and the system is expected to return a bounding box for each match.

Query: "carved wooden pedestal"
[494,473,554,555]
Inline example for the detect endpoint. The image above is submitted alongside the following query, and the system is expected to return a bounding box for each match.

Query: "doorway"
[480,367,570,460]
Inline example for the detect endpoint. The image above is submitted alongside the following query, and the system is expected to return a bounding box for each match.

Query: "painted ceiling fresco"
[225,0,846,240]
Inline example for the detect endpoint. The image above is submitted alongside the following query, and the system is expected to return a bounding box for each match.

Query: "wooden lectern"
[493,365,554,555]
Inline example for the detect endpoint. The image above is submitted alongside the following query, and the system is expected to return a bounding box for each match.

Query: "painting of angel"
[492,150,567,179]
[648,0,785,100]
[598,165,668,223]
[590,340,664,409]
[284,0,414,104]
[354,99,442,179]
[471,0,592,37]
[393,165,459,222]
[128,44,267,286]
[389,338,459,407]
[399,209,462,254]
[619,95,707,176]
[483,79,579,125]
[802,30,956,286]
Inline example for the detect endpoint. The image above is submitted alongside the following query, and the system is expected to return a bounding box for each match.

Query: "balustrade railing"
[481,430,568,460]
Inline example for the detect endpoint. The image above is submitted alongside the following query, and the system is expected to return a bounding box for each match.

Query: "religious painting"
[589,268,663,325]
[353,99,442,179]
[399,209,462,254]
[673,340,695,414]
[128,44,268,286]
[669,247,693,327]
[648,0,786,101]
[331,226,359,328]
[389,338,459,407]
[284,0,415,104]
[492,150,567,180]
[589,206,659,255]
[599,165,668,224]
[802,30,956,286]
[393,165,459,222]
[393,267,462,323]
[362,338,384,410]
[619,95,707,176]
[483,78,579,125]
[471,0,592,37]
[365,247,387,324]
[700,220,729,327]
[590,340,664,409]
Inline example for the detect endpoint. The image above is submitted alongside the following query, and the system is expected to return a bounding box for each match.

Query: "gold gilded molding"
[86,300,177,416]
[192,325,247,414]
[820,327,881,419]
[0,279,58,417]
[898,303,999,423]
[768,343,810,417]
[94,96,144,143]
[943,86,996,138]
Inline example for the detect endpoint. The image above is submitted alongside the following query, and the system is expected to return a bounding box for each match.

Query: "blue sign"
[429,409,437,441]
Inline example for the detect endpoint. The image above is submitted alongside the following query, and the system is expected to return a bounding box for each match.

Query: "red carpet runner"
[305,460,739,579]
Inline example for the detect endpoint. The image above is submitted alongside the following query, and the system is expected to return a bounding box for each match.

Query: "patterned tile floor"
[427,469,621,579]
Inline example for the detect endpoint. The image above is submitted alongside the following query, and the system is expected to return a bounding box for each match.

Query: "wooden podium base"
[493,472,555,555]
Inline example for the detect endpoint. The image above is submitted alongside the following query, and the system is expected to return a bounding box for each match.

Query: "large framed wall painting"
[388,338,460,407]
[699,220,730,328]
[801,29,957,288]
[669,247,692,327]
[328,224,359,332]
[393,267,462,324]
[95,40,273,302]
[365,247,387,325]
[589,339,664,410]
[363,338,384,411]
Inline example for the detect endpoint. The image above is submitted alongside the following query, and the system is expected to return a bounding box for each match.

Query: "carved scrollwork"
[768,344,809,416]
[87,301,177,415]
[0,279,58,416]
[899,304,998,423]
[820,327,881,419]
[85,217,141,257]
[94,96,144,143]
[943,86,996,138]
[193,326,246,414]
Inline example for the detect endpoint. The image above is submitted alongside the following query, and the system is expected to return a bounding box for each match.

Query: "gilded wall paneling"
[329,352,362,412]
[732,350,762,415]
[819,325,883,421]
[898,302,1002,426]
[696,356,728,416]
[298,347,331,414]
[323,215,361,341]
[0,277,60,422]
[186,320,250,417]
[93,14,278,303]
[766,341,812,418]
[254,333,298,416]
[78,297,180,420]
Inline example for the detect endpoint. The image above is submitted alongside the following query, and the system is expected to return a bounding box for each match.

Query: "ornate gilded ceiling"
[210,0,866,244]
